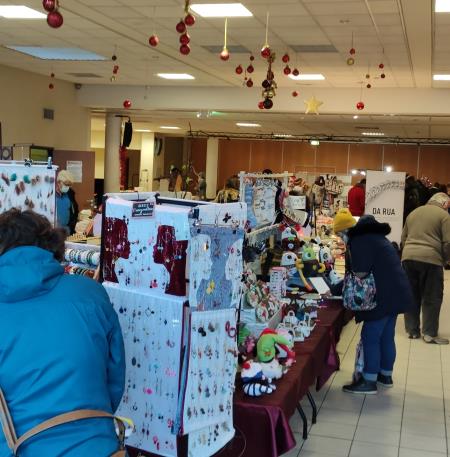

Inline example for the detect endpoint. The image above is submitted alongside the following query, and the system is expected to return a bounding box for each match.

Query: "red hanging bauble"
[235,65,243,75]
[356,101,365,110]
[261,45,271,59]
[349,48,356,55]
[292,91,298,97]
[258,101,265,110]
[42,0,56,12]
[123,100,132,109]
[250,55,255,61]
[47,10,63,28]
[180,33,190,45]
[184,13,196,26]
[263,98,273,109]
[283,65,291,75]
[246,78,253,88]
[48,83,54,90]
[220,48,230,61]
[282,53,290,63]
[113,65,119,74]
[379,63,384,69]
[262,79,270,89]
[380,73,386,79]
[176,20,186,34]
[180,44,191,55]
[292,68,299,77]
[149,35,159,47]
[247,64,254,73]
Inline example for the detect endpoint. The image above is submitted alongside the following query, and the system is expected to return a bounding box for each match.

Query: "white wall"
[0,64,91,151]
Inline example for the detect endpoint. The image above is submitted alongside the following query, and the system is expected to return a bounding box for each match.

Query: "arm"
[442,215,450,263]
[401,220,408,250]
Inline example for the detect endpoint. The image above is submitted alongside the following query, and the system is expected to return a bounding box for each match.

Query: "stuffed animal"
[257,328,295,363]
[281,226,301,252]
[241,360,275,396]
[281,251,312,291]
[319,244,334,271]
[297,242,326,278]
[261,358,284,380]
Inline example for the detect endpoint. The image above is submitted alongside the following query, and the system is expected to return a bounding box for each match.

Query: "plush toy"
[257,328,295,363]
[297,242,326,278]
[319,244,334,271]
[241,360,275,397]
[261,358,284,380]
[281,226,301,252]
[281,251,312,291]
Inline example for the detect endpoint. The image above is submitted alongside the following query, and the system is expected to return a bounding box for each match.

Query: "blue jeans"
[361,315,397,382]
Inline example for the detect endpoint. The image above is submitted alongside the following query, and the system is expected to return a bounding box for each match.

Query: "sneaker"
[423,335,449,345]
[377,374,393,388]
[343,377,377,395]
[408,332,420,339]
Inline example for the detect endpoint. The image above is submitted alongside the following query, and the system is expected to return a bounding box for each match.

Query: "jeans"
[361,315,397,382]
[403,260,444,337]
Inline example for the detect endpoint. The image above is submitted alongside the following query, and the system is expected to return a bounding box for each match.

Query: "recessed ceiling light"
[135,129,152,133]
[433,74,450,80]
[0,6,45,19]
[288,74,325,81]
[362,132,385,136]
[385,165,393,172]
[435,0,450,12]
[190,3,253,17]
[160,126,180,130]
[6,46,107,60]
[236,122,261,127]
[157,73,195,80]
[310,139,320,146]
[353,115,359,119]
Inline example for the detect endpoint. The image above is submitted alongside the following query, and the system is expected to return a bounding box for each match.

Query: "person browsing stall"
[56,170,78,234]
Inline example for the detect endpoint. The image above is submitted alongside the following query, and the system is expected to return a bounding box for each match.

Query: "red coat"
[348,185,365,216]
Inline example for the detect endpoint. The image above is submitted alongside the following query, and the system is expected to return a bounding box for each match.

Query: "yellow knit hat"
[333,208,357,233]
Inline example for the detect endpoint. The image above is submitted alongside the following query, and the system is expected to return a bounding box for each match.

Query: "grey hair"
[428,192,449,208]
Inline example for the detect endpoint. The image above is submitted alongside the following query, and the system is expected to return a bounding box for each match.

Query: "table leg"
[296,404,308,440]
[306,390,317,424]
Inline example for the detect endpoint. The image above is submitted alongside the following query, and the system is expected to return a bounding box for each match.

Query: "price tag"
[131,200,155,218]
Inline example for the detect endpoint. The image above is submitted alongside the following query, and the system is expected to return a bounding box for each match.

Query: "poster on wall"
[66,160,83,183]
[365,170,406,244]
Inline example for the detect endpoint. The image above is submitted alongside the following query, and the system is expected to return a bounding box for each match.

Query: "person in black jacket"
[339,216,414,394]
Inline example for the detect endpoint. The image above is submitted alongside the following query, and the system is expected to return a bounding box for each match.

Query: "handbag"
[342,244,377,311]
[0,388,126,457]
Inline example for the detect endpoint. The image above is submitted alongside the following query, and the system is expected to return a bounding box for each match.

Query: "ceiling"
[2,0,450,139]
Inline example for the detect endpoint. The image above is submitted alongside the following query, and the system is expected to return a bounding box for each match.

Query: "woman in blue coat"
[0,209,125,456]
[334,213,414,394]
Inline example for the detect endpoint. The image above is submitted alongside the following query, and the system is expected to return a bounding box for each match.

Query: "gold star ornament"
[304,96,323,115]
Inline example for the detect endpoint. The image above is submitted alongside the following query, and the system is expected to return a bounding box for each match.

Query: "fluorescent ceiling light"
[157,73,195,80]
[160,126,180,130]
[190,3,253,17]
[0,6,45,19]
[310,139,320,146]
[236,122,261,127]
[6,46,107,60]
[362,132,385,136]
[135,129,152,133]
[435,0,450,12]
[288,74,325,81]
[433,74,450,80]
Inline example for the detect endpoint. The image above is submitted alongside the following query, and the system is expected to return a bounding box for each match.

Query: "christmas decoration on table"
[304,96,323,114]
[241,360,275,396]
[346,32,355,65]
[44,0,63,29]
[220,18,230,61]
[259,50,277,110]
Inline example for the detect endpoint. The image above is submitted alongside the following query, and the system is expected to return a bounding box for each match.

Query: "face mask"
[60,185,70,193]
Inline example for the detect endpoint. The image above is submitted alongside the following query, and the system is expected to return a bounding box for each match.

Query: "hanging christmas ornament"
[350,48,356,55]
[247,64,254,73]
[365,73,370,79]
[113,65,119,75]
[112,54,117,61]
[260,49,277,109]
[347,57,355,66]
[180,44,191,55]
[220,18,230,61]
[263,98,273,109]
[366,83,372,89]
[235,65,243,75]
[180,33,190,45]
[282,53,290,63]
[42,0,56,12]
[47,9,63,28]
[261,12,271,59]
[380,73,386,79]
[110,75,116,82]
[246,78,253,87]
[48,83,54,90]
[346,32,355,65]
[356,101,365,110]
[149,35,159,47]
[262,79,270,89]
[176,20,186,34]
[304,96,323,115]
[292,91,299,97]
[292,68,300,77]
[50,72,55,78]
[379,63,384,69]
[250,55,255,61]
[185,13,195,26]
[258,101,265,109]
[283,65,291,75]
[123,100,132,109]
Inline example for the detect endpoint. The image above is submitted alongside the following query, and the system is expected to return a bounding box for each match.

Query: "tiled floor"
[285,271,450,457]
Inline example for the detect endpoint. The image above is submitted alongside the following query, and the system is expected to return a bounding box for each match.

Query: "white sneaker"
[423,335,449,345]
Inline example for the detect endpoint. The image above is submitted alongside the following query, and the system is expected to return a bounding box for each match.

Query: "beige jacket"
[401,202,450,266]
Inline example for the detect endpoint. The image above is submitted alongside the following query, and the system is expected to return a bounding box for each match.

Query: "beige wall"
[0,64,90,151]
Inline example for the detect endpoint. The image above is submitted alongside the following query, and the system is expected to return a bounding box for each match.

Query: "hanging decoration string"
[265,12,270,47]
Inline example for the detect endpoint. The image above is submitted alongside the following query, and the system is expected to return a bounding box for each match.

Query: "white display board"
[365,170,406,244]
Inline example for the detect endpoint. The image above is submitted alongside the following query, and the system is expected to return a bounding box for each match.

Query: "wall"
[216,139,450,188]
[0,64,90,151]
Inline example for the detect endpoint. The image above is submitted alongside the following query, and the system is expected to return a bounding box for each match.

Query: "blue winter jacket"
[0,246,125,457]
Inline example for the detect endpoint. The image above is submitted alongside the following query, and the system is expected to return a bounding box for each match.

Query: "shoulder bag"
[0,387,126,457]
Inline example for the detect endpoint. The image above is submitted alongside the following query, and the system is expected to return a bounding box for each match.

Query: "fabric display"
[102,198,190,296]
[65,248,100,267]
[104,283,185,456]
[243,183,258,229]
[0,164,57,223]
[187,419,234,457]
[194,202,247,230]
[64,265,96,278]
[181,309,238,435]
[188,225,244,311]
[325,175,344,196]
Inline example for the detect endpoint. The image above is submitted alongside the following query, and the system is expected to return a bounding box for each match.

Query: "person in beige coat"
[401,193,450,344]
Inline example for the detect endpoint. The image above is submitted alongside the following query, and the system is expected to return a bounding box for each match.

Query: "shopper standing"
[0,209,125,456]
[402,192,450,343]
[56,170,77,234]
[347,178,366,217]
[334,212,414,394]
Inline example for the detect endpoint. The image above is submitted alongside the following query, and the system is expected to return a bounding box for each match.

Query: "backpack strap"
[0,387,17,450]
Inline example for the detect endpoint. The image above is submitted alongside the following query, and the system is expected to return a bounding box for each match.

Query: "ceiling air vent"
[290,44,338,53]
[202,45,250,54]
[67,73,102,78]
[43,108,54,120]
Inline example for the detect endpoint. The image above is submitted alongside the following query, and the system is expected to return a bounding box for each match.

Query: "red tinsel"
[119,145,127,190]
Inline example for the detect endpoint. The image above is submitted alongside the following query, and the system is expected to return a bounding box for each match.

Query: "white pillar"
[140,132,155,191]
[206,138,219,199]
[104,113,121,193]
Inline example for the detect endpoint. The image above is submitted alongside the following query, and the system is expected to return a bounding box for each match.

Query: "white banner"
[365,170,406,244]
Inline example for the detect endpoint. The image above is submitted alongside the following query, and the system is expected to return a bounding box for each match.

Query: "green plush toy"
[257,329,294,363]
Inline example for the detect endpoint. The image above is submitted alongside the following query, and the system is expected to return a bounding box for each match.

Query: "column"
[140,132,155,191]
[206,138,219,199]
[104,113,121,193]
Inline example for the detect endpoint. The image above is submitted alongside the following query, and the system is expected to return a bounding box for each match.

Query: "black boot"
[343,377,377,395]
[377,373,393,387]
